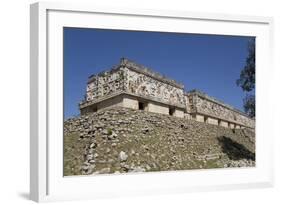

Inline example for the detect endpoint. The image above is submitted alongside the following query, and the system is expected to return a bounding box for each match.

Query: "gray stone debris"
[129,166,146,172]
[64,107,255,176]
[89,160,95,164]
[98,167,111,174]
[102,129,109,135]
[119,151,128,162]
[90,142,97,149]
[108,132,117,140]
[86,154,93,160]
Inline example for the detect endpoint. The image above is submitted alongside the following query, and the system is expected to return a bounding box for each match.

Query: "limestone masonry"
[64,107,255,175]
[79,58,255,129]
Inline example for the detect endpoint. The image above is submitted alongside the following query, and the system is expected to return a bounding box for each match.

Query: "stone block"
[235,125,241,129]
[219,120,228,128]
[184,113,191,120]
[97,95,123,110]
[147,102,169,115]
[195,114,205,122]
[173,109,184,118]
[122,96,139,110]
[206,117,218,125]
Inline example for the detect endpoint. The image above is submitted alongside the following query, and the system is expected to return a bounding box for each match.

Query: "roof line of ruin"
[87,64,121,83]
[120,58,184,89]
[87,58,184,89]
[186,89,252,118]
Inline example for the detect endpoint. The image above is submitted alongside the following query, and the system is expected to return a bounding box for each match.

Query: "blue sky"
[64,27,254,119]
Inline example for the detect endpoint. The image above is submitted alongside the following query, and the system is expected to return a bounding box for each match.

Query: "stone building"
[79,58,186,118]
[185,90,255,129]
[79,58,255,129]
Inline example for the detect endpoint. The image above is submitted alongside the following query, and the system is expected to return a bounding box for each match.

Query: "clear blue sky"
[64,27,254,119]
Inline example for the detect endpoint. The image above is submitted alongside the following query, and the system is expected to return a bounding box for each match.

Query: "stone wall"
[81,58,187,118]
[195,114,205,122]
[206,117,219,125]
[173,108,185,118]
[219,120,229,128]
[80,92,124,114]
[83,59,186,110]
[86,68,125,102]
[186,90,255,128]
[124,67,185,108]
[147,101,169,115]
[64,107,255,176]
[122,95,139,110]
[96,95,123,110]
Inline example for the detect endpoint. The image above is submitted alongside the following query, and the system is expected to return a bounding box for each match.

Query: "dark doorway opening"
[169,107,175,116]
[92,106,97,112]
[204,116,208,123]
[139,102,146,110]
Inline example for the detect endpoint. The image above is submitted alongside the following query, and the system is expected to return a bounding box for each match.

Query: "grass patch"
[64,132,88,176]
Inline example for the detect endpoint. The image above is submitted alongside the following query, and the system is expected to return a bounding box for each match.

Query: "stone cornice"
[79,91,186,110]
[79,91,124,109]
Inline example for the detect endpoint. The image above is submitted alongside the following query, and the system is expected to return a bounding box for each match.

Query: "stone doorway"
[92,106,97,112]
[204,116,208,123]
[138,101,147,111]
[169,107,175,116]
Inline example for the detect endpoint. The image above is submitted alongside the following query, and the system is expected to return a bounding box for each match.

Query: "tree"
[243,94,255,118]
[236,39,255,118]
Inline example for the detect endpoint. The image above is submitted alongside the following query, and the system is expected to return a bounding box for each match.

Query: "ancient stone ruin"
[64,107,255,175]
[64,58,256,175]
[79,58,255,129]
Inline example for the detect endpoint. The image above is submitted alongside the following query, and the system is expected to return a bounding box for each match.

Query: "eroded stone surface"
[64,107,255,176]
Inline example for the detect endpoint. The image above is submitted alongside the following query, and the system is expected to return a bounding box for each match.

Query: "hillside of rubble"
[63,107,255,176]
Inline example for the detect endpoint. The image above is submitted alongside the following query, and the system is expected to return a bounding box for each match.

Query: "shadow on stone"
[217,136,255,161]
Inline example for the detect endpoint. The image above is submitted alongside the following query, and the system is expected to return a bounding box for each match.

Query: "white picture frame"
[30,2,274,202]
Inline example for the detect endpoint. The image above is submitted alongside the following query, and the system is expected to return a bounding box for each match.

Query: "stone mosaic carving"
[86,69,125,101]
[84,60,186,108]
[187,91,255,128]
[125,68,185,107]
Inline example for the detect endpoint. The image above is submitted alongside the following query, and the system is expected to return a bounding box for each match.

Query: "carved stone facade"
[80,58,186,118]
[79,58,255,129]
[125,68,185,108]
[185,90,255,129]
[85,69,125,101]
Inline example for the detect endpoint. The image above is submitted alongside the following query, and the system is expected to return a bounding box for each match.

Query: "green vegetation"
[107,128,113,135]
[63,132,90,176]
[236,39,255,118]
